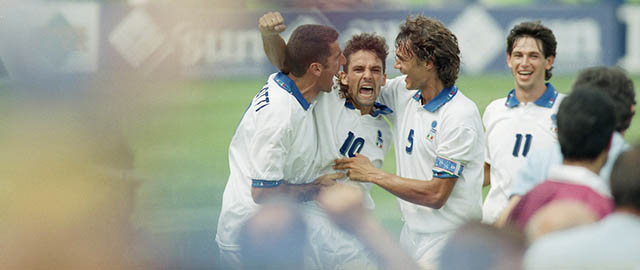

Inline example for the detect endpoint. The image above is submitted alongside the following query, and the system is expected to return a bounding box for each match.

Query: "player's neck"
[419,79,445,105]
[346,97,373,115]
[615,207,640,217]
[290,74,321,104]
[562,151,607,175]
[515,82,547,104]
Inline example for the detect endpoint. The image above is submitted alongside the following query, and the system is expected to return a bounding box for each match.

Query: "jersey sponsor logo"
[254,85,270,112]
[427,120,437,142]
[376,130,383,149]
[340,131,365,157]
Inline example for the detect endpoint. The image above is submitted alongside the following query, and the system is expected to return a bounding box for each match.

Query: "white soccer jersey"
[216,72,321,250]
[482,83,565,223]
[313,88,393,209]
[380,76,484,234]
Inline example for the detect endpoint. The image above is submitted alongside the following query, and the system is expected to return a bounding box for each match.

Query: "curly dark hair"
[506,21,557,81]
[395,15,460,88]
[339,33,388,98]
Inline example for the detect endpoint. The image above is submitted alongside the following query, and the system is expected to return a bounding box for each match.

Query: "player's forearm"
[262,34,287,72]
[374,174,455,209]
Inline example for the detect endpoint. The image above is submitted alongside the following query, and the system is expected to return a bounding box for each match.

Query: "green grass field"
[120,73,640,264]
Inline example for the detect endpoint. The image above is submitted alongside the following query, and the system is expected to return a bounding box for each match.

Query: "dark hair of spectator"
[557,88,616,161]
[573,66,636,132]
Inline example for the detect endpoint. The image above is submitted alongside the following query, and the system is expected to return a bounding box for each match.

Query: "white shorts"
[400,224,452,270]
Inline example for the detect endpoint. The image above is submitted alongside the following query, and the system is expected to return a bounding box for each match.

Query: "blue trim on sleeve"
[433,156,464,177]
[273,72,310,111]
[505,83,558,108]
[252,179,284,188]
[413,86,458,112]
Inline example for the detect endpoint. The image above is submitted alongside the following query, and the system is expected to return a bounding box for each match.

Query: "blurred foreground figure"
[239,184,419,270]
[0,81,157,269]
[239,198,307,270]
[439,222,526,270]
[525,146,640,269]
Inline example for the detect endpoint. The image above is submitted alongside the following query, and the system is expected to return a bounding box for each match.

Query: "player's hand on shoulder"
[258,11,286,36]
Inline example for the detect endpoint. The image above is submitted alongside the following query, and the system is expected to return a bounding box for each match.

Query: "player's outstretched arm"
[334,154,457,209]
[251,172,343,204]
[258,11,287,72]
[317,183,420,269]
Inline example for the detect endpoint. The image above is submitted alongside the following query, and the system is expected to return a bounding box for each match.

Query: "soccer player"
[506,88,616,232]
[482,21,564,224]
[258,12,394,268]
[215,23,347,268]
[524,146,640,269]
[334,15,484,269]
[495,66,636,227]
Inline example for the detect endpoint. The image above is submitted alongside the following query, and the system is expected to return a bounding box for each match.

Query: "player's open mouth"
[359,86,374,98]
[517,71,533,80]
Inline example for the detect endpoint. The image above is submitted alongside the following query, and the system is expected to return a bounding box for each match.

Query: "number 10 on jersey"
[340,131,364,158]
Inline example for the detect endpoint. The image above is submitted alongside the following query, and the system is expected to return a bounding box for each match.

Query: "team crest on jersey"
[427,121,437,142]
[376,130,383,148]
[550,114,558,133]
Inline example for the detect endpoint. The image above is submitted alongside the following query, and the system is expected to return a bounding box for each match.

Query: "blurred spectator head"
[239,198,307,270]
[557,88,616,162]
[440,221,526,270]
[573,66,636,133]
[610,146,640,210]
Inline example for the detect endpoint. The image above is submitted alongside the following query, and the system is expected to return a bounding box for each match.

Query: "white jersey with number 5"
[482,83,565,223]
[381,76,484,233]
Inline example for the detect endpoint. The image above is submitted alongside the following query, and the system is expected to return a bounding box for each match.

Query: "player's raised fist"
[258,11,285,36]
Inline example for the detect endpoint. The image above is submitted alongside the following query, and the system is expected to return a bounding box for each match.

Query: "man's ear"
[339,71,347,85]
[544,55,555,71]
[506,53,513,69]
[309,62,323,77]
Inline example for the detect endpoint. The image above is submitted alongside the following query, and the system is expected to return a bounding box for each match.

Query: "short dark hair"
[339,33,388,98]
[573,66,636,132]
[285,24,339,77]
[557,88,616,161]
[506,21,557,80]
[610,145,640,210]
[395,15,460,88]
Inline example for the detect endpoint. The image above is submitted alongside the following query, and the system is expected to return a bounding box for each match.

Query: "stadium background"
[1,0,640,268]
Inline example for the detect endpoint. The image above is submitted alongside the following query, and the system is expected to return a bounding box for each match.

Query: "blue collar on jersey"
[344,99,393,117]
[273,72,311,110]
[505,83,559,108]
[413,85,458,112]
